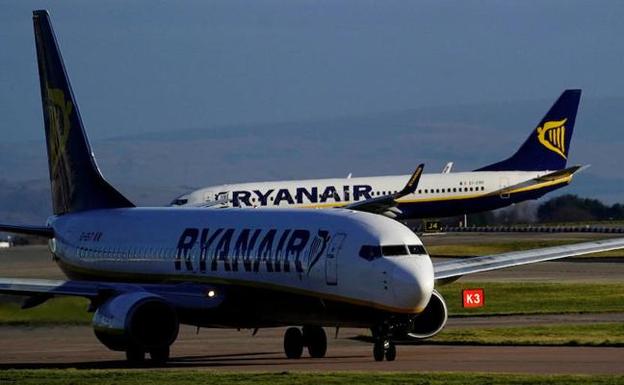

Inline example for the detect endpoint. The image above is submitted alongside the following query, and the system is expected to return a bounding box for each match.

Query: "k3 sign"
[462,288,485,308]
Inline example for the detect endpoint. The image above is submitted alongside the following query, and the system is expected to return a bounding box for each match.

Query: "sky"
[1,0,624,221]
[2,0,624,142]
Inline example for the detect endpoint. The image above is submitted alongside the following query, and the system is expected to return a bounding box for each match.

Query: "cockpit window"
[360,244,424,260]
[171,198,188,206]
[381,245,408,256]
[359,245,381,261]
[408,245,427,255]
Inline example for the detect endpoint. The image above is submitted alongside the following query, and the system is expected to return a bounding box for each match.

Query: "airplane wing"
[489,165,587,196]
[433,236,624,284]
[341,164,424,218]
[0,278,223,310]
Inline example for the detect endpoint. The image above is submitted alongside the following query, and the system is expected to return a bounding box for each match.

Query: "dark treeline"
[410,194,624,228]
[536,194,624,223]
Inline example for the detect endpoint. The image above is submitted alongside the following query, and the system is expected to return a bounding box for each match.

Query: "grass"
[1,371,624,385]
[1,282,624,326]
[437,281,624,316]
[0,297,91,325]
[430,323,624,346]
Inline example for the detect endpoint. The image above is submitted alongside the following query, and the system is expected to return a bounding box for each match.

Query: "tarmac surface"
[1,234,623,374]
[1,325,624,374]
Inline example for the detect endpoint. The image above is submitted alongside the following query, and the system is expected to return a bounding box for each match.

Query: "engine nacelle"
[407,289,448,339]
[92,292,179,352]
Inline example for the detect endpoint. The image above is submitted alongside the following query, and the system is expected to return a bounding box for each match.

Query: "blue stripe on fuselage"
[396,182,567,219]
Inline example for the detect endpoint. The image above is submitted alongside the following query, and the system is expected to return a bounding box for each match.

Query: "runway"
[1,235,623,374]
[1,325,623,374]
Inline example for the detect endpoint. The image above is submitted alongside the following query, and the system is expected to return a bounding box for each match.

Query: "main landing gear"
[283,326,327,359]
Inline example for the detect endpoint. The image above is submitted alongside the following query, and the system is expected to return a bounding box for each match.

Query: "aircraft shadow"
[0,352,366,370]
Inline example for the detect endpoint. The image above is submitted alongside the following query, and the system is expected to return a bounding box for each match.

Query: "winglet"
[397,164,424,198]
[339,164,424,218]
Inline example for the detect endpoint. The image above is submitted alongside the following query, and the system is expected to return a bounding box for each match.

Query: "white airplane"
[172,89,584,219]
[2,10,624,366]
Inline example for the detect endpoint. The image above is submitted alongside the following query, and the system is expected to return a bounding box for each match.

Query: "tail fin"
[33,10,133,215]
[476,89,582,172]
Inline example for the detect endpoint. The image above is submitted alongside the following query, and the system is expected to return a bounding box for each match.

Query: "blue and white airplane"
[173,90,584,219]
[2,11,623,365]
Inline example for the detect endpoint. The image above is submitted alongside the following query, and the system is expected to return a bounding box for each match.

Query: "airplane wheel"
[125,347,145,364]
[284,327,304,359]
[373,341,385,361]
[303,326,327,358]
[385,342,396,361]
[149,345,170,365]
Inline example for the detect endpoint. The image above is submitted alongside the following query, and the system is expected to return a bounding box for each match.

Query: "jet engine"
[92,292,179,352]
[406,289,448,339]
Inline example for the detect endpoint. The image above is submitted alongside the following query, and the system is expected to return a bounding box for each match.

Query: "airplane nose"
[391,256,434,312]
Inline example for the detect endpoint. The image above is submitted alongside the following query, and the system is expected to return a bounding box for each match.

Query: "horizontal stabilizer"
[0,224,53,238]
[534,164,588,182]
[489,165,586,196]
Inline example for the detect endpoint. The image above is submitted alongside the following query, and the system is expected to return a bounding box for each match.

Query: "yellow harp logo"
[45,85,73,177]
[537,118,567,159]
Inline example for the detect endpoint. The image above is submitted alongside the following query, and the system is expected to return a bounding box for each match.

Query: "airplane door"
[499,177,510,199]
[216,191,231,206]
[325,233,346,286]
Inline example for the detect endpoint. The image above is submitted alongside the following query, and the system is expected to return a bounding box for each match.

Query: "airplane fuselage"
[175,170,573,218]
[48,207,434,328]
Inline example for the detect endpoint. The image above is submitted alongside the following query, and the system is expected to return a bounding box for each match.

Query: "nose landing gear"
[372,339,396,361]
[371,324,397,361]
[283,326,328,359]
